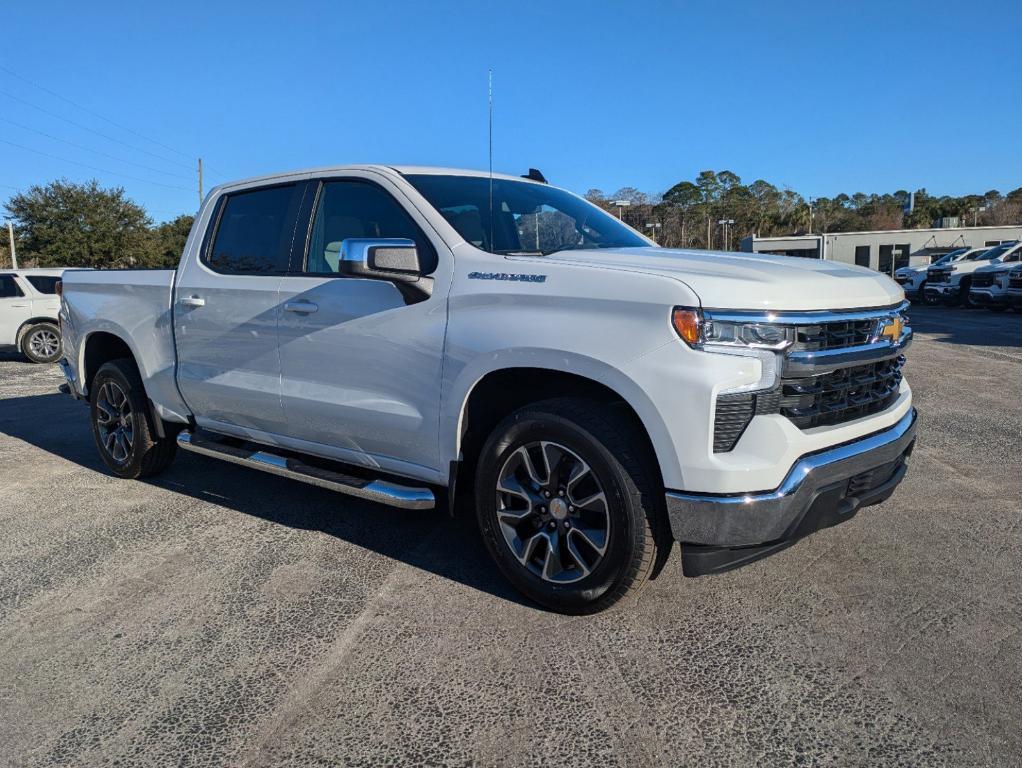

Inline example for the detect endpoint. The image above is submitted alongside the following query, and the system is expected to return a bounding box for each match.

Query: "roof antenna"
[488,68,494,251]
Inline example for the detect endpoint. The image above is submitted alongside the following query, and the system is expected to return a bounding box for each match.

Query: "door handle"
[179,296,206,308]
[284,301,318,314]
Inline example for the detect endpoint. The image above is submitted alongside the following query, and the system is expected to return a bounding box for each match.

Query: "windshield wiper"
[495,250,544,256]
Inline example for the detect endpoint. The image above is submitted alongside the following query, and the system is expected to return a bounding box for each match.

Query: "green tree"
[148,214,195,268]
[4,179,153,268]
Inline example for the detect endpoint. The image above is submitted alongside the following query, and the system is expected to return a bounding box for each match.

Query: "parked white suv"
[0,268,70,363]
[924,242,1022,306]
[57,165,916,613]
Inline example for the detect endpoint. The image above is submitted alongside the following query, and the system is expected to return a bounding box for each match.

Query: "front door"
[0,275,32,347]
[174,182,308,437]
[276,177,447,475]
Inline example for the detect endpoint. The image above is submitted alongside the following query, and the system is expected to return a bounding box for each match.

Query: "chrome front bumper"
[666,408,917,553]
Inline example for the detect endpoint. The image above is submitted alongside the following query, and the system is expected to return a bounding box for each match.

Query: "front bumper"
[923,284,959,301]
[969,289,1009,307]
[666,408,917,575]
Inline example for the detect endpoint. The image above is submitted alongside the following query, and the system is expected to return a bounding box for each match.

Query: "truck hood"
[543,247,904,311]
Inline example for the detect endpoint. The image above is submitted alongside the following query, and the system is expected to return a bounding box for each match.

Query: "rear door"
[275,176,448,474]
[23,273,62,319]
[174,182,308,436]
[0,275,32,346]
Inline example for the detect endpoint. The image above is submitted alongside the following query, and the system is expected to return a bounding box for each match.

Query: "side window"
[305,181,436,275]
[206,184,304,274]
[25,275,60,294]
[0,276,24,298]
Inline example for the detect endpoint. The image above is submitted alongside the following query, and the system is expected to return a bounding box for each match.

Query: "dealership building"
[740,224,1022,274]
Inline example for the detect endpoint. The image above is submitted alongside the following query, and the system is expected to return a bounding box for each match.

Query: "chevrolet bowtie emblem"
[875,317,903,343]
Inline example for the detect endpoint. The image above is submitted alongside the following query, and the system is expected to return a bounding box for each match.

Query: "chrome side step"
[176,432,435,510]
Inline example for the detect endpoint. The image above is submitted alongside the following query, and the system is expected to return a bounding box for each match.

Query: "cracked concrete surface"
[0,306,1019,767]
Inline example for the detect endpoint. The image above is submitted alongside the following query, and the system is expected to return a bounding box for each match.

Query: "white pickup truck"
[58,165,916,613]
[924,241,1022,306]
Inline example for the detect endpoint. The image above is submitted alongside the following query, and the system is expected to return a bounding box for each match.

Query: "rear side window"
[25,275,60,294]
[0,275,24,298]
[206,184,304,274]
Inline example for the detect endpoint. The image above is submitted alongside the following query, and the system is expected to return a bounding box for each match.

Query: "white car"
[57,164,916,614]
[0,268,69,363]
[924,241,1022,306]
[894,247,975,302]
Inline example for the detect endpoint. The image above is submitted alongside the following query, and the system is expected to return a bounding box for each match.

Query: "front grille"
[779,357,904,430]
[928,271,951,284]
[1010,274,1022,289]
[792,319,876,352]
[971,274,995,288]
[713,394,755,452]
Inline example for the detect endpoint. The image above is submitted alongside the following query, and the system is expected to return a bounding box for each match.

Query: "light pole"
[717,219,735,250]
[613,200,631,220]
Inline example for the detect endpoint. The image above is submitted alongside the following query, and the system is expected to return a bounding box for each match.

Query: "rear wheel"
[89,359,177,479]
[20,323,62,364]
[475,397,669,614]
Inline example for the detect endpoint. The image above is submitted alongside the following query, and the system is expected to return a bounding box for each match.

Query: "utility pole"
[6,221,17,269]
[198,157,204,207]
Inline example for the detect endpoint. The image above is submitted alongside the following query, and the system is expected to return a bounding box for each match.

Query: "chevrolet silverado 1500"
[58,165,916,613]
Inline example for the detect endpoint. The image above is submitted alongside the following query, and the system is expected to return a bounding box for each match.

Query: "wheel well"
[457,368,663,490]
[83,332,135,393]
[15,317,59,346]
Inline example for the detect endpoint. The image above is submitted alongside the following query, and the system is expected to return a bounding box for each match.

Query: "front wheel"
[475,398,669,614]
[89,359,177,479]
[21,323,62,364]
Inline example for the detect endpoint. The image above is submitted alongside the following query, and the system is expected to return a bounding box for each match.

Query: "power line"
[0,62,226,179]
[0,116,194,181]
[0,86,197,173]
[0,137,194,192]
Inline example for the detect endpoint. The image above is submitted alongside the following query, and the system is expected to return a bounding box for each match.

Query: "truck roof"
[209,164,544,196]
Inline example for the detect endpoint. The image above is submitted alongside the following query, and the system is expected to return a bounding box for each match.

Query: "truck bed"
[60,269,190,422]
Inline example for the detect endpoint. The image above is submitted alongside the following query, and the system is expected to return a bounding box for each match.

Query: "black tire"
[20,322,62,364]
[89,359,176,479]
[475,397,670,614]
[959,280,974,308]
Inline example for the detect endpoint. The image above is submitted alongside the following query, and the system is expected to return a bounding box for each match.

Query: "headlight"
[672,308,793,350]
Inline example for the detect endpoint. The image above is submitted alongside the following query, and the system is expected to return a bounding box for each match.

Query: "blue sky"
[2,0,1020,221]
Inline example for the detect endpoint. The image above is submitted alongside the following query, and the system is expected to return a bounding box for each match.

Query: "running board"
[176,432,435,510]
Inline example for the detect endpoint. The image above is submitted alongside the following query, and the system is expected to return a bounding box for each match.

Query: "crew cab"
[924,241,1021,306]
[57,165,916,614]
[0,268,70,363]
[894,246,975,302]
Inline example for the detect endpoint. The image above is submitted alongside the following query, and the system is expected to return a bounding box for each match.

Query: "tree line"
[586,171,1022,250]
[2,180,193,269]
[3,174,1021,269]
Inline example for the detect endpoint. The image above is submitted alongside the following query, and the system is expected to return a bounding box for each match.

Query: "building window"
[854,246,870,268]
[878,245,893,275]
[894,244,910,271]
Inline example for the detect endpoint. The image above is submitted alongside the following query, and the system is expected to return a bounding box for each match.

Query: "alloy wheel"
[495,441,610,584]
[29,329,60,359]
[95,381,134,464]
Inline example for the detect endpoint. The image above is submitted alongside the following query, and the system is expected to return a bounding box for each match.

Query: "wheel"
[475,397,669,614]
[20,322,62,364]
[89,359,177,479]
[959,281,974,308]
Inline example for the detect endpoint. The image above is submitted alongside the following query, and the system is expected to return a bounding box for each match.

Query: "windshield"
[971,243,1015,261]
[934,248,969,264]
[405,174,649,255]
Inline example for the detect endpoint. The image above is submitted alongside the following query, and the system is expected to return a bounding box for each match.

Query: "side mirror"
[338,238,422,283]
